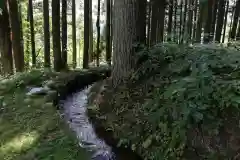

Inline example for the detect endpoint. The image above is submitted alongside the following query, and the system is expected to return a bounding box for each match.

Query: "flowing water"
[62,86,142,160]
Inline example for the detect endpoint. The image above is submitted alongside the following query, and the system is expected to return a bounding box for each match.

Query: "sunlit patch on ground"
[0,131,39,158]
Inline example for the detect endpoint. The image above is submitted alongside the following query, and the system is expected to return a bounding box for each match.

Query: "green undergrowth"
[88,43,240,160]
[0,69,90,160]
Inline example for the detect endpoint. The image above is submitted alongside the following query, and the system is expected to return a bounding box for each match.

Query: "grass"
[0,70,90,160]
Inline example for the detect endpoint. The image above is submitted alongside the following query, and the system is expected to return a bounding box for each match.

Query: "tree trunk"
[203,0,213,43]
[230,0,240,40]
[173,0,177,42]
[192,0,198,41]
[52,0,62,71]
[18,2,24,62]
[89,0,93,63]
[215,0,226,42]
[210,0,218,41]
[0,0,13,74]
[72,0,77,68]
[43,0,50,67]
[167,0,174,41]
[196,4,204,42]
[179,0,183,43]
[106,0,112,66]
[181,0,187,43]
[150,0,165,45]
[112,0,142,86]
[83,0,89,68]
[147,0,152,46]
[222,0,229,43]
[62,0,67,69]
[8,0,24,72]
[187,0,194,43]
[96,0,100,67]
[137,0,147,44]
[29,0,36,66]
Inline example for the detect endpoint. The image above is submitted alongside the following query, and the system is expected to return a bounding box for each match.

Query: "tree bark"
[210,0,218,41]
[43,0,50,67]
[89,0,93,63]
[83,0,89,68]
[181,0,187,43]
[112,0,142,86]
[230,0,240,40]
[173,0,177,42]
[137,0,147,44]
[215,0,226,42]
[29,0,36,66]
[222,0,229,43]
[52,0,62,71]
[72,0,77,68]
[96,0,101,66]
[187,0,194,43]
[105,0,112,66]
[62,0,67,69]
[179,0,183,43]
[0,0,13,74]
[203,0,213,43]
[167,0,174,41]
[8,0,24,72]
[150,0,165,45]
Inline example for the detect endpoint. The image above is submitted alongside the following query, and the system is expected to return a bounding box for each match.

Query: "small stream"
[61,86,142,160]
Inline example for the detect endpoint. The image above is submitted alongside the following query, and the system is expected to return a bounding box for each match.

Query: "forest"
[1,0,240,159]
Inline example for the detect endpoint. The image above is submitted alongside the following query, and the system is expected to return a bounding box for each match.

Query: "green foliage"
[93,43,240,159]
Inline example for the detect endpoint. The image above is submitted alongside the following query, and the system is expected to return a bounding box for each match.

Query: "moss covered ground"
[0,69,90,160]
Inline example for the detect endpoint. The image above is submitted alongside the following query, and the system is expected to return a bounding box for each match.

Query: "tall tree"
[222,0,229,43]
[210,0,218,41]
[203,0,213,43]
[137,0,147,44]
[18,2,24,60]
[62,0,67,69]
[105,0,112,65]
[192,0,198,40]
[187,0,194,43]
[83,0,89,68]
[28,0,36,66]
[52,0,62,71]
[179,0,183,43]
[96,0,101,66]
[215,0,226,42]
[0,0,13,74]
[181,0,187,43]
[196,1,207,43]
[173,0,177,42]
[89,0,93,63]
[72,0,77,68]
[43,0,50,67]
[167,0,174,41]
[112,0,145,86]
[150,0,166,45]
[230,0,240,40]
[8,0,24,72]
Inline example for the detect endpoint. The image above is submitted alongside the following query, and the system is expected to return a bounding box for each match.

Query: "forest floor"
[0,70,90,160]
[88,44,240,160]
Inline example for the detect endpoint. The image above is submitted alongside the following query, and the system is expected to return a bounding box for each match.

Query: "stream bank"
[61,84,142,160]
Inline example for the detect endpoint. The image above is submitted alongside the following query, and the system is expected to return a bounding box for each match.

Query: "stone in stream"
[92,155,113,160]
[26,86,50,96]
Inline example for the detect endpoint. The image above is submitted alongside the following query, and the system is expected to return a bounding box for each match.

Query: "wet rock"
[26,87,49,96]
[92,154,112,160]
